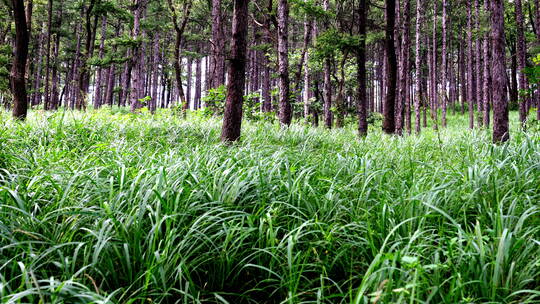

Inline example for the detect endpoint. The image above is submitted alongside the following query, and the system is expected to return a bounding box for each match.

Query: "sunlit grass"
[0,108,539,303]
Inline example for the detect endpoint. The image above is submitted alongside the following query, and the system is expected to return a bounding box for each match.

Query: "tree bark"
[516,0,528,126]
[357,0,368,136]
[483,0,491,127]
[491,0,509,143]
[43,0,53,110]
[10,0,30,120]
[150,33,160,113]
[94,15,107,109]
[414,0,423,134]
[383,0,397,134]
[211,0,226,89]
[475,0,483,127]
[441,0,448,127]
[221,0,250,142]
[130,0,147,112]
[277,0,291,126]
[396,0,410,135]
[467,1,475,129]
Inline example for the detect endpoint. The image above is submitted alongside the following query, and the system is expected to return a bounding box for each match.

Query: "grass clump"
[0,109,539,303]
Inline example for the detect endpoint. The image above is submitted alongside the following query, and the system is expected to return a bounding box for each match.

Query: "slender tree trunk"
[130,0,147,112]
[186,56,192,109]
[383,0,397,134]
[414,0,423,134]
[475,0,483,127]
[50,29,61,109]
[211,0,226,89]
[516,0,528,126]
[221,0,250,142]
[31,28,44,106]
[483,13,491,128]
[11,0,30,119]
[76,0,98,110]
[357,0,368,136]
[195,57,202,109]
[277,0,291,126]
[150,33,160,113]
[467,2,475,128]
[459,36,466,115]
[431,2,438,129]
[323,0,332,128]
[94,15,107,109]
[441,0,448,127]
[396,0,410,135]
[491,0,509,143]
[43,0,53,110]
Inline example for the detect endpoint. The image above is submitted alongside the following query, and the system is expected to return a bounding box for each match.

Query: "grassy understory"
[1,109,539,303]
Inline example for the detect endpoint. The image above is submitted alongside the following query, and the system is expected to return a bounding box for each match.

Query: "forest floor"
[1,109,539,303]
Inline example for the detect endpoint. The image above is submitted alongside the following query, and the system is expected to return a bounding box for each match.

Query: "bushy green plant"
[0,110,539,303]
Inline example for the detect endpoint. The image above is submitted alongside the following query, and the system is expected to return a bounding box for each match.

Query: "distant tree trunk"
[414,0,423,134]
[357,0,368,136]
[277,0,291,126]
[76,0,98,110]
[459,36,466,115]
[491,0,509,143]
[323,0,332,128]
[383,0,397,134]
[130,0,147,112]
[300,18,312,119]
[221,0,249,142]
[483,18,491,127]
[431,2,438,129]
[10,0,30,119]
[150,33,160,113]
[94,15,107,109]
[43,0,53,110]
[31,28,44,106]
[467,1,475,129]
[516,0,528,126]
[195,57,202,109]
[473,0,483,128]
[396,0,410,135]
[167,0,191,114]
[211,0,225,89]
[50,29,61,109]
[441,0,448,127]
[186,57,192,109]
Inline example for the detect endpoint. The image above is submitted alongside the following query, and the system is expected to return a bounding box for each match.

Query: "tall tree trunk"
[467,1,475,128]
[383,0,397,134]
[195,57,202,109]
[94,15,107,109]
[50,29,61,109]
[10,0,30,119]
[483,0,491,127]
[221,0,250,142]
[475,0,483,127]
[186,57,192,109]
[76,0,98,110]
[491,0,509,142]
[130,0,147,112]
[441,0,448,127]
[43,0,53,110]
[431,1,438,129]
[211,0,225,89]
[323,0,332,128]
[516,0,528,126]
[396,0,410,135]
[150,33,160,113]
[357,0,368,136]
[414,0,423,134]
[31,28,44,107]
[459,35,466,115]
[277,0,291,126]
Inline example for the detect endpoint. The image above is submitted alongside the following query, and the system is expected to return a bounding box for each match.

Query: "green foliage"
[0,110,539,303]
[201,84,227,116]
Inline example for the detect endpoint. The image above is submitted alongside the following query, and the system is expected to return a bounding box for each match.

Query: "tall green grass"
[0,109,539,303]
